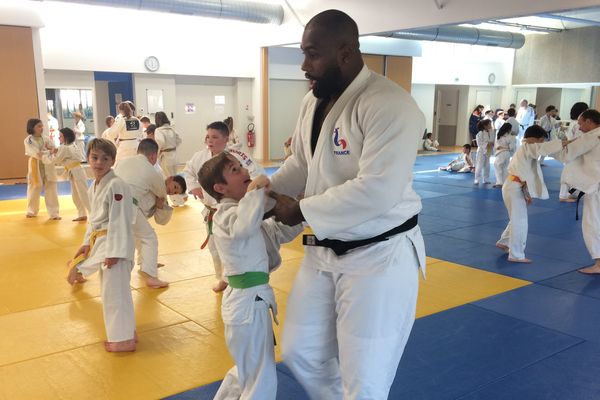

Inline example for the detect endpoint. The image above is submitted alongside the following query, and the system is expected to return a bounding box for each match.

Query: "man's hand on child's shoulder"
[104,258,119,268]
[247,175,270,192]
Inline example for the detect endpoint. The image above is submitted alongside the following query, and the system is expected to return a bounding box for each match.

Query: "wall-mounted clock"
[144,56,160,72]
[488,73,496,84]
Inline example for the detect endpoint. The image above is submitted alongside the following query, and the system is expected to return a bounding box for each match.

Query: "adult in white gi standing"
[154,111,182,178]
[72,111,86,161]
[268,10,426,400]
[107,102,144,163]
[516,99,535,141]
[554,110,600,274]
[114,139,170,288]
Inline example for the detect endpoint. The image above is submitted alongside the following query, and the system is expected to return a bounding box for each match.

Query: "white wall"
[269,79,308,159]
[411,84,435,134]
[94,81,109,133]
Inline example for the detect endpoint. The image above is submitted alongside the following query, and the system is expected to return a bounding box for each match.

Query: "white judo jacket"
[81,170,135,267]
[24,135,58,183]
[507,139,563,199]
[557,126,600,194]
[183,146,264,209]
[114,155,167,218]
[270,65,426,275]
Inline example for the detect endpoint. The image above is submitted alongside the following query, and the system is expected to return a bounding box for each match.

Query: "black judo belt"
[569,189,585,221]
[302,214,418,256]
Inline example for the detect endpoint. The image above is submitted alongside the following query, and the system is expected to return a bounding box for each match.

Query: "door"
[435,86,459,146]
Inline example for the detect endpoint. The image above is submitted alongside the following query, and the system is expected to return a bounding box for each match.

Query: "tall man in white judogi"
[268,10,426,400]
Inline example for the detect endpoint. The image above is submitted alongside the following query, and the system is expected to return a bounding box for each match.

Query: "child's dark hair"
[580,109,600,125]
[524,125,547,139]
[60,127,76,144]
[497,123,512,140]
[87,138,117,160]
[146,124,156,135]
[477,119,491,131]
[462,143,472,150]
[26,118,42,135]
[426,132,433,139]
[172,175,187,193]
[507,108,516,117]
[207,121,230,137]
[138,138,159,155]
[140,116,151,124]
[155,111,170,127]
[198,151,233,202]
[545,105,556,113]
[570,102,589,120]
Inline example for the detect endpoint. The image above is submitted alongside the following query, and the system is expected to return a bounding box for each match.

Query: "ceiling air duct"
[39,0,284,24]
[378,26,526,49]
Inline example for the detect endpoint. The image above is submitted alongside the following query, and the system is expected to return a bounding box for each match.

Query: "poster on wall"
[185,103,196,114]
[146,89,164,114]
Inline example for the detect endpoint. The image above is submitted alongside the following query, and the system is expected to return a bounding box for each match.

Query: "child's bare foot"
[72,216,87,222]
[66,266,86,285]
[560,198,577,203]
[495,242,509,252]
[104,339,136,352]
[508,257,532,263]
[578,265,600,275]
[145,275,169,289]
[212,280,228,292]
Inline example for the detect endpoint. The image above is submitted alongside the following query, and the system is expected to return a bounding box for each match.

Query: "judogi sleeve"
[219,189,265,239]
[523,140,563,160]
[105,181,134,259]
[148,168,167,199]
[301,93,425,238]
[182,153,201,192]
[556,134,599,163]
[106,118,124,142]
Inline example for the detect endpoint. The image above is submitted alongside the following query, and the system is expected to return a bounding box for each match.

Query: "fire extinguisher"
[246,123,255,148]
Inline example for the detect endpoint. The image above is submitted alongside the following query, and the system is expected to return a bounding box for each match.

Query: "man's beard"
[310,65,344,99]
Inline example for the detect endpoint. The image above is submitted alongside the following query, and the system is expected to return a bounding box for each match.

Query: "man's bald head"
[305,9,360,49]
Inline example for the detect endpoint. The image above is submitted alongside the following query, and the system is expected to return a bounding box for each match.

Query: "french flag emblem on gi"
[333,127,350,155]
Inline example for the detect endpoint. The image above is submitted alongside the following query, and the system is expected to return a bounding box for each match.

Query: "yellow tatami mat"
[0,195,528,399]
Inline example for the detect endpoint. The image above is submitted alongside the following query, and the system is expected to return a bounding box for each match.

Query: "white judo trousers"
[281,234,420,400]
[474,151,490,183]
[214,300,277,400]
[583,192,600,260]
[159,151,178,178]
[70,169,91,218]
[133,208,159,278]
[494,152,511,186]
[497,180,528,259]
[207,232,223,280]
[26,175,59,218]
[78,258,135,342]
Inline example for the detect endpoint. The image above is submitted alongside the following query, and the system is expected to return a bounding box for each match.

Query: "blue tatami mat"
[474,284,600,343]
[164,364,309,400]
[390,304,581,400]
[459,341,600,400]
[0,181,74,200]
[540,271,600,299]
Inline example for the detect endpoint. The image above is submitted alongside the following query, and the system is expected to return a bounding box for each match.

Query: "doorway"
[434,85,460,146]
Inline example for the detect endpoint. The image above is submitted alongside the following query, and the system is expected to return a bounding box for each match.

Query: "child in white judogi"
[439,144,473,172]
[496,125,565,263]
[43,128,91,221]
[422,132,439,151]
[66,138,137,352]
[474,119,494,185]
[24,118,60,220]
[154,112,182,178]
[538,105,559,166]
[559,102,589,202]
[114,139,184,288]
[554,109,600,275]
[198,152,302,400]
[493,122,516,188]
[183,121,264,292]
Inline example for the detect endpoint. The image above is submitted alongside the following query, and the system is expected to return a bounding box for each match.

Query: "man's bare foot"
[66,266,86,285]
[495,242,509,252]
[104,339,136,352]
[72,216,87,222]
[212,280,228,293]
[49,216,62,220]
[560,198,577,203]
[508,257,532,263]
[578,265,600,275]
